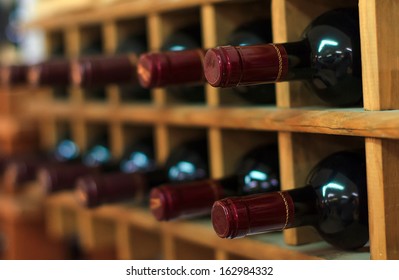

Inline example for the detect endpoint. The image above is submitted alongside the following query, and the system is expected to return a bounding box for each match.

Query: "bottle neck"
[211,184,319,239]
[280,40,313,81]
[204,40,312,87]
[285,185,319,228]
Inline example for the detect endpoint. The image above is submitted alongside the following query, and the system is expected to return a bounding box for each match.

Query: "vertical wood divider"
[272,0,320,245]
[115,221,131,260]
[359,0,399,260]
[201,4,224,184]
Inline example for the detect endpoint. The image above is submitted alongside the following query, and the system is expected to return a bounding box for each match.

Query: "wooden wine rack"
[23,0,399,260]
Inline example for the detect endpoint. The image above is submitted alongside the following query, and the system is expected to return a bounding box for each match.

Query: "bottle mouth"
[211,199,238,238]
[204,46,242,88]
[211,198,250,239]
[27,65,41,87]
[70,59,83,86]
[149,186,176,221]
[75,176,97,208]
[137,53,168,88]
[37,168,54,194]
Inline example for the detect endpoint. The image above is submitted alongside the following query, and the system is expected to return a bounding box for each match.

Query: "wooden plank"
[359,0,399,110]
[26,103,399,140]
[365,138,399,259]
[28,0,231,30]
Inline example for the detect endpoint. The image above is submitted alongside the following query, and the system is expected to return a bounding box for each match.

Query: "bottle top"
[137,49,206,88]
[28,59,71,87]
[37,163,95,193]
[204,44,288,88]
[211,192,294,238]
[71,54,138,87]
[150,179,224,221]
[0,65,28,86]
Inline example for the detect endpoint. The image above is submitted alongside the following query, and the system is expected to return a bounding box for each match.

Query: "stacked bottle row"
[1,8,362,107]
[0,7,369,253]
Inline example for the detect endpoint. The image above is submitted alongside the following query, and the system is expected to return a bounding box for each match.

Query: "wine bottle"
[2,136,80,187]
[211,150,369,250]
[28,59,71,87]
[137,24,205,103]
[37,134,112,193]
[0,65,28,86]
[150,144,280,221]
[204,8,362,107]
[71,32,147,88]
[75,139,209,208]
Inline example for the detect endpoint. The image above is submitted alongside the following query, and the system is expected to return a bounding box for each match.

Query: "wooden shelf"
[19,0,399,260]
[28,103,399,139]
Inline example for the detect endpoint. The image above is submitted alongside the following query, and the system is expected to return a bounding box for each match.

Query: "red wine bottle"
[150,144,279,221]
[204,8,362,107]
[71,33,147,88]
[137,24,205,103]
[212,150,368,250]
[28,59,71,87]
[37,134,113,193]
[0,64,28,86]
[76,139,209,208]
[2,135,81,187]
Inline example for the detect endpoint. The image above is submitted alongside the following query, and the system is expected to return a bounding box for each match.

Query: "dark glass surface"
[292,8,362,106]
[160,25,205,104]
[304,150,368,250]
[226,19,275,105]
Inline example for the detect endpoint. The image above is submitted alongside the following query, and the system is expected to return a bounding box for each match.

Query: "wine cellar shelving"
[2,0,397,260]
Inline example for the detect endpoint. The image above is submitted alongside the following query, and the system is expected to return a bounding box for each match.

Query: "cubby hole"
[209,0,275,106]
[121,124,154,158]
[127,226,162,259]
[174,238,214,260]
[85,122,111,154]
[157,8,205,105]
[279,133,366,247]
[219,129,278,179]
[116,17,151,103]
[275,0,361,108]
[46,30,70,101]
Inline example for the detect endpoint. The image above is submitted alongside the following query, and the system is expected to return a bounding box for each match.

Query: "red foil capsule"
[211,192,294,239]
[37,163,97,193]
[204,44,288,88]
[137,49,206,88]
[71,54,138,87]
[75,172,148,208]
[0,65,29,86]
[28,60,71,87]
[149,179,224,221]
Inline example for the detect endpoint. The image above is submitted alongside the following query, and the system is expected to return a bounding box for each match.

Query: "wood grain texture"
[359,0,399,110]
[366,138,399,259]
[26,103,399,140]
